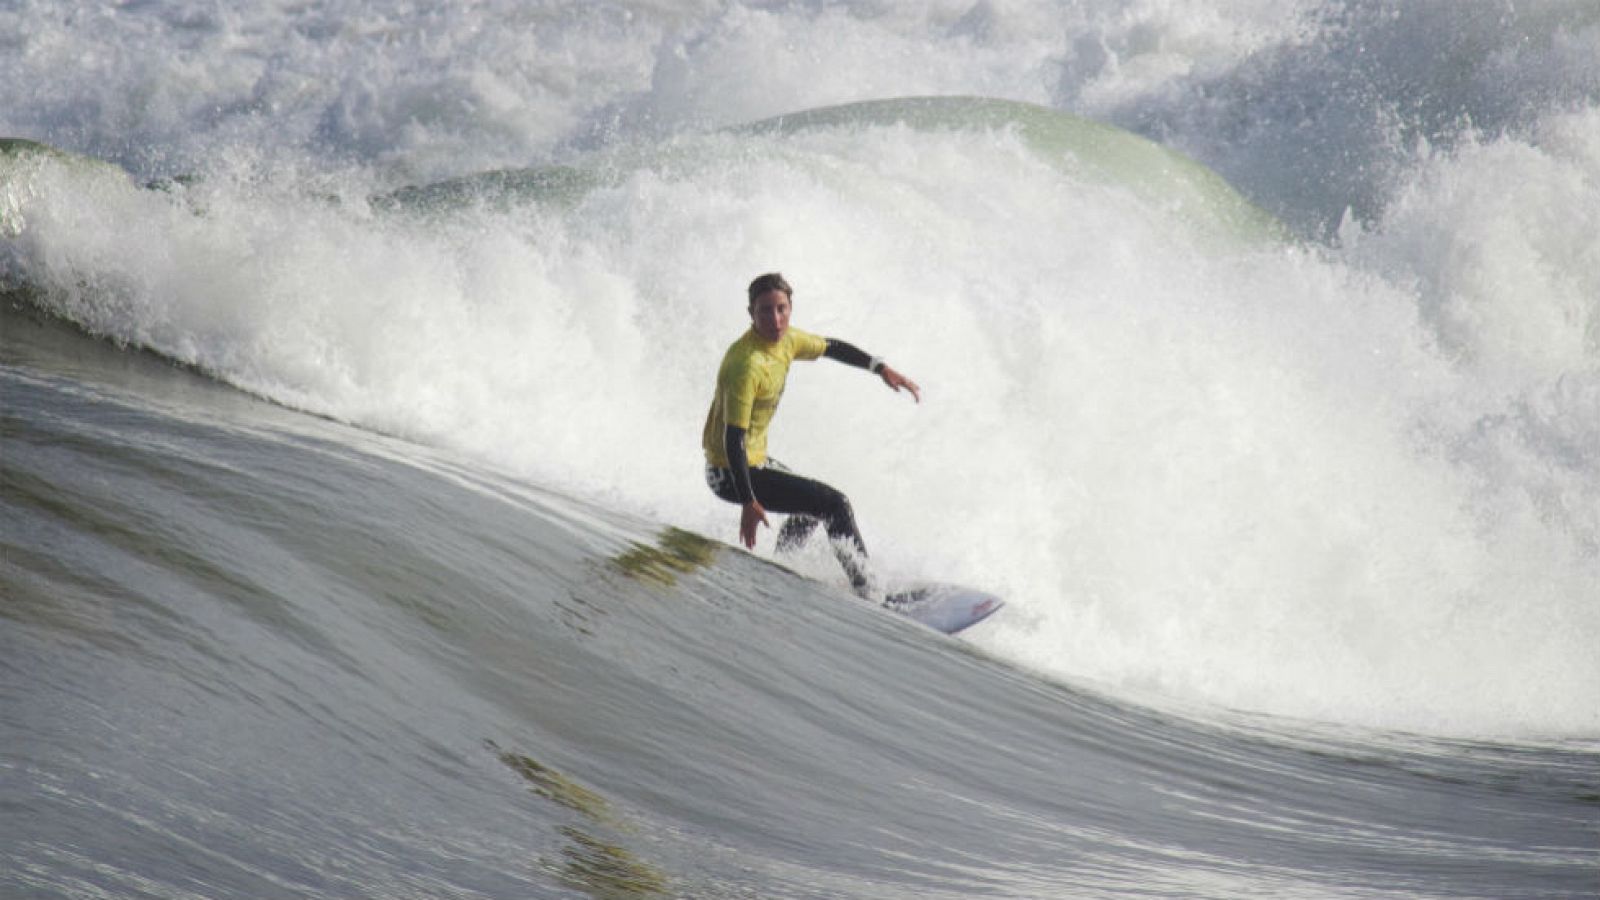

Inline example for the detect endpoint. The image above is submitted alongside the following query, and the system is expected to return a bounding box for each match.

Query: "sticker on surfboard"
[884,582,1004,635]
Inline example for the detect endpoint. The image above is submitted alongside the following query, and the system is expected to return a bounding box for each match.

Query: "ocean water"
[3,2,1598,897]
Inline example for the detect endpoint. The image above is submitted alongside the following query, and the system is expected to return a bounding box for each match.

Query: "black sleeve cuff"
[823,338,881,372]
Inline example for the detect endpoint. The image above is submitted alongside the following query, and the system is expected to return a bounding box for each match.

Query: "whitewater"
[3,2,1598,897]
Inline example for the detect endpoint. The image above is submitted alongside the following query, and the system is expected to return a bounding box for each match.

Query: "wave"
[4,308,1596,898]
[374,97,1286,246]
[6,3,1600,894]
[4,87,1599,740]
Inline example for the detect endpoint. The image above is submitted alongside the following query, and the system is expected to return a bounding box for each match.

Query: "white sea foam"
[4,1,1597,739]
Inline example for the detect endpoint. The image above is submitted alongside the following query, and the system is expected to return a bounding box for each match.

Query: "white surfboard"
[884,582,1004,635]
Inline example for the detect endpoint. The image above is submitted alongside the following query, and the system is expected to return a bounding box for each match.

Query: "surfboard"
[884,582,1004,635]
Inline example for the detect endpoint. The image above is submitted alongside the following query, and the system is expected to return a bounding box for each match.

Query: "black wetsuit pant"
[705,462,871,596]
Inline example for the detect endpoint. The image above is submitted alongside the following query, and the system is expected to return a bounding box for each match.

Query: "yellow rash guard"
[702,326,830,469]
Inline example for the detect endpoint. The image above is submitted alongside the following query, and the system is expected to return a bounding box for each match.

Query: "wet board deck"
[884,583,1004,635]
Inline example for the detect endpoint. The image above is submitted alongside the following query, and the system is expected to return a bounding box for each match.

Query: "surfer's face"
[749,289,791,343]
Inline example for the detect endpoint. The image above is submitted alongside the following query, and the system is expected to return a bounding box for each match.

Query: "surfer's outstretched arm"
[823,339,921,403]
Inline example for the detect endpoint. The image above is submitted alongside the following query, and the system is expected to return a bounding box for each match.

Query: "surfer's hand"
[740,501,769,549]
[880,365,921,403]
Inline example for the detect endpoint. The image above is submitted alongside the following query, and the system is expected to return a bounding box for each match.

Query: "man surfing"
[702,272,920,598]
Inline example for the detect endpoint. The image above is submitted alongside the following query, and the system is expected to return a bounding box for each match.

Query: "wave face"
[3,3,1600,896]
[5,307,1597,899]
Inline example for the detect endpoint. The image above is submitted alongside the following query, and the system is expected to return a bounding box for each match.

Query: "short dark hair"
[747,272,793,305]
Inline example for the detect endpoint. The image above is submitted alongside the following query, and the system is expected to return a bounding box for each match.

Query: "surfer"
[702,272,921,598]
